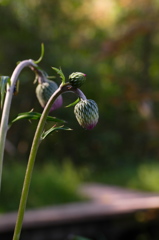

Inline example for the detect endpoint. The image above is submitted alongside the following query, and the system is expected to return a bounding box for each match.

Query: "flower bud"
[69,72,86,88]
[74,99,99,130]
[36,80,63,111]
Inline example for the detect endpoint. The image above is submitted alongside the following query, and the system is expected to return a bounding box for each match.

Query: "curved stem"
[0,58,88,240]
[73,88,87,100]
[62,84,87,100]
[12,84,70,240]
[0,60,38,191]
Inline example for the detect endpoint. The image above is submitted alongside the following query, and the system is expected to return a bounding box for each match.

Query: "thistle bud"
[69,72,86,88]
[36,79,63,111]
[74,99,99,130]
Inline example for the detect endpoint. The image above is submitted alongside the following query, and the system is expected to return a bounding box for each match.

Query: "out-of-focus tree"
[1,0,159,169]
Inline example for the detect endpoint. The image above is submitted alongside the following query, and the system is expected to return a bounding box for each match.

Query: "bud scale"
[74,99,99,129]
[69,72,86,88]
[36,80,63,111]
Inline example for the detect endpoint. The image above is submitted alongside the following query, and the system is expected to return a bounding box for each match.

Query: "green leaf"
[41,125,72,139]
[34,43,45,64]
[0,76,10,108]
[65,98,80,108]
[52,67,65,84]
[10,111,66,125]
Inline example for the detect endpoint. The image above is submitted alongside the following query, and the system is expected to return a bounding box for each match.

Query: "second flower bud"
[74,99,99,130]
[36,79,63,111]
[69,72,86,88]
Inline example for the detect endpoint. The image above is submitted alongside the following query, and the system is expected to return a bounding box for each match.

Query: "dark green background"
[1,0,159,211]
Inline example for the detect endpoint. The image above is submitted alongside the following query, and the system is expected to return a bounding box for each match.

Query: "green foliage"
[129,162,159,192]
[41,126,72,139]
[0,76,10,108]
[88,160,159,193]
[0,160,84,212]
[52,67,66,84]
[70,235,91,240]
[11,111,66,125]
[1,0,159,193]
[2,158,159,213]
[65,98,80,108]
[34,43,45,64]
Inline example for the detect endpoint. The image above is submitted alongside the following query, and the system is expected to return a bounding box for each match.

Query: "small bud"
[69,72,86,88]
[36,80,63,111]
[74,99,99,130]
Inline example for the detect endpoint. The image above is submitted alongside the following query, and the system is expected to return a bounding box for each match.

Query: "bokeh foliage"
[0,160,84,212]
[1,0,159,192]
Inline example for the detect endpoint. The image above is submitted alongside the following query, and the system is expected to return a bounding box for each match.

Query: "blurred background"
[1,0,159,212]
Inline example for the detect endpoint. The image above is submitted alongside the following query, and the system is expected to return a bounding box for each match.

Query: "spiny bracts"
[74,99,99,129]
[69,72,86,88]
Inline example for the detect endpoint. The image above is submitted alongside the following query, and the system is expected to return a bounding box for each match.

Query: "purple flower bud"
[69,72,86,88]
[36,80,63,111]
[74,99,99,130]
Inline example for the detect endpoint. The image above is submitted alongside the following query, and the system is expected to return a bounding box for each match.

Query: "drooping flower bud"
[74,99,99,130]
[69,72,86,88]
[36,79,63,111]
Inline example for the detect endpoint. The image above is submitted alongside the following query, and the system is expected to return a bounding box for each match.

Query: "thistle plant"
[74,99,99,130]
[35,76,63,111]
[69,72,86,88]
[0,45,99,240]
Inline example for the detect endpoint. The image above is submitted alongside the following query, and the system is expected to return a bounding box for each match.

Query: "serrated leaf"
[10,111,66,125]
[41,126,72,139]
[0,76,10,108]
[52,67,65,84]
[65,98,80,108]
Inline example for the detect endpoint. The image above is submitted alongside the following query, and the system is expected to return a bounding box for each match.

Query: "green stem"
[0,58,86,240]
[12,83,71,240]
[0,60,38,191]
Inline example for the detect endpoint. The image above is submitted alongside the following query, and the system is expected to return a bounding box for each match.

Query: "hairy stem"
[73,88,87,100]
[0,60,38,191]
[12,83,72,240]
[0,60,86,240]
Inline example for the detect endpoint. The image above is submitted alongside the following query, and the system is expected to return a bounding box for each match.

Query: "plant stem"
[0,60,37,191]
[0,58,87,240]
[12,83,71,240]
[73,88,87,100]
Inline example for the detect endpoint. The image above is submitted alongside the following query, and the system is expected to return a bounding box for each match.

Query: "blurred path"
[1,184,159,240]
[1,184,159,231]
